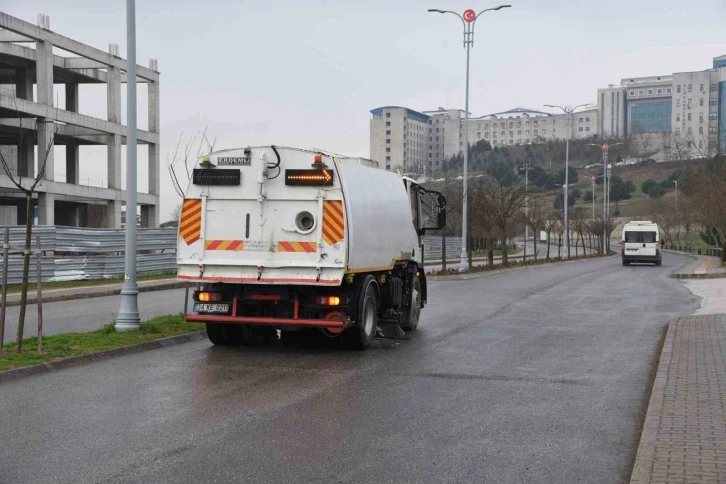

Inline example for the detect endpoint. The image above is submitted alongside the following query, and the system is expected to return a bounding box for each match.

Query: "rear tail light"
[317,296,341,306]
[197,292,223,302]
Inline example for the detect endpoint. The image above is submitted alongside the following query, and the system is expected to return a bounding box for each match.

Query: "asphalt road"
[0,254,699,484]
[1,289,190,343]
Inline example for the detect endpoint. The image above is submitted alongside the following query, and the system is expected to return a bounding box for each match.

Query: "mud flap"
[377,322,406,339]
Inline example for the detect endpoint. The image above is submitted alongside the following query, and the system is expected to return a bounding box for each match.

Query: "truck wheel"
[206,323,233,345]
[401,276,422,331]
[344,275,378,350]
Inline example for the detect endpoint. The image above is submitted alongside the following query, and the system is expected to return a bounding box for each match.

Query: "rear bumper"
[622,253,660,262]
[185,314,345,328]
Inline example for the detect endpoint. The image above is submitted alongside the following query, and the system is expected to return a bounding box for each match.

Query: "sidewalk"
[2,278,189,307]
[667,251,726,279]
[630,314,726,483]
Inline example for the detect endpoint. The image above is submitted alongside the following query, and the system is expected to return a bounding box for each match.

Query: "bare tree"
[543,215,560,260]
[523,195,549,260]
[475,176,528,265]
[0,100,56,352]
[469,178,497,266]
[168,127,218,199]
[570,208,589,257]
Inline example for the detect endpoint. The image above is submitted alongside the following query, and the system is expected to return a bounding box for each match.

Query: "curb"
[670,272,726,279]
[2,280,189,307]
[0,331,206,383]
[428,254,616,282]
[629,318,678,483]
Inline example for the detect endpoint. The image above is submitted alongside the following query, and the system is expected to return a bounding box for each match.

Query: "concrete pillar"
[17,135,34,178]
[107,67,122,191]
[37,119,55,182]
[65,83,80,184]
[35,40,54,107]
[106,200,122,229]
[38,193,55,225]
[140,205,158,228]
[148,80,160,197]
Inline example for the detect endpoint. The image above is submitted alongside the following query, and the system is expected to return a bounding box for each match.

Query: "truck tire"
[400,276,422,331]
[344,275,378,350]
[206,323,236,345]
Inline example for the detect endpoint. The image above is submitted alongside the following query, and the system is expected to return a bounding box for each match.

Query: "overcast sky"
[3,0,726,221]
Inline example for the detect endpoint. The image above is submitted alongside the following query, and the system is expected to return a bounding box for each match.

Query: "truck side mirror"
[419,190,447,234]
[436,194,447,230]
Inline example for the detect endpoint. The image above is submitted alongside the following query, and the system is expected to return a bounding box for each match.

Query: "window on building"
[386,130,391,135]
[543,129,547,134]
[676,114,681,122]
[676,128,681,135]
[688,113,692,121]
[484,133,489,138]
[700,98,705,107]
[699,126,704,134]
[578,117,584,122]
[501,131,505,135]
[699,140,704,149]
[525,130,530,135]
[435,136,439,141]
[710,112,718,120]
[700,113,704,123]
[509,140,513,145]
[534,129,538,135]
[687,126,692,134]
[700,84,705,92]
[688,84,692,92]
[509,131,514,137]
[629,90,635,96]
[386,147,391,153]
[517,130,522,135]
[477,132,481,139]
[517,122,522,128]
[711,84,719,92]
[638,89,644,95]
[526,121,530,127]
[386,139,391,144]
[688,99,692,108]
[647,89,654,95]
[534,121,538,127]
[385,156,390,162]
[710,127,718,134]
[710,100,718,106]
[677,99,681,107]
[629,99,673,133]
[585,127,591,132]
[579,127,584,132]
[436,128,439,132]
[509,122,513,128]
[386,113,391,118]
[657,88,663,94]
[687,141,692,148]
[525,139,530,144]
[666,87,672,94]
[677,85,681,93]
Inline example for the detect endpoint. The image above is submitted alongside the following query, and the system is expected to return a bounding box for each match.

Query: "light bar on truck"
[285,169,334,186]
[193,168,241,186]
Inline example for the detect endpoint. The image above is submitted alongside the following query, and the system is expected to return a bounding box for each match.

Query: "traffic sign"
[603,143,609,152]
[463,9,476,22]
[591,176,596,181]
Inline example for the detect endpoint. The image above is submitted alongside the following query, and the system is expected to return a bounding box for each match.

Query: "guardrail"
[664,244,724,259]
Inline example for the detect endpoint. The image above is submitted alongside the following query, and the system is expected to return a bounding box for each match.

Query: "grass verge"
[0,314,203,372]
[4,272,177,294]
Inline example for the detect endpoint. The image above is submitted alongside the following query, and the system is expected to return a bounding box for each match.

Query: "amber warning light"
[285,169,334,186]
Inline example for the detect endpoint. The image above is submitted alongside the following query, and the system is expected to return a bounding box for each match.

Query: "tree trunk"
[441,231,446,272]
[501,233,509,265]
[581,233,586,255]
[487,233,494,266]
[546,232,551,260]
[557,234,562,258]
[533,229,538,261]
[16,194,33,353]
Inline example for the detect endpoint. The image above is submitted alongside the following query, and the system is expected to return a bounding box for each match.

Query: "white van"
[621,221,662,266]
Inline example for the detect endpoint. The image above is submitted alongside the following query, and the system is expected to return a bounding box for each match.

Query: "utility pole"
[116,0,140,331]
[591,175,596,218]
[428,5,511,270]
[587,142,623,254]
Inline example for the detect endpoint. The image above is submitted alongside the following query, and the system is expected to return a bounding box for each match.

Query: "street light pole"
[116,0,140,331]
[591,176,596,218]
[587,142,623,254]
[674,180,678,213]
[544,103,592,259]
[428,5,511,270]
[520,163,532,260]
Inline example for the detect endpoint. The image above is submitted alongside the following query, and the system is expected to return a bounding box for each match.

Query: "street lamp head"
[493,5,512,10]
[428,9,446,13]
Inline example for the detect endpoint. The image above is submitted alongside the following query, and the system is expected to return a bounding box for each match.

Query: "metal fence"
[422,235,462,261]
[664,244,724,259]
[0,225,178,284]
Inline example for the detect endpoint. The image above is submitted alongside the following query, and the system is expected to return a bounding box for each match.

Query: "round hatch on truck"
[295,211,317,234]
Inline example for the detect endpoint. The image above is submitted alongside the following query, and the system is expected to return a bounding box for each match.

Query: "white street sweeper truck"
[178,146,446,349]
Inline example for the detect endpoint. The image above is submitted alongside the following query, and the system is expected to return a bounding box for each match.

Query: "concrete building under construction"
[0,12,160,227]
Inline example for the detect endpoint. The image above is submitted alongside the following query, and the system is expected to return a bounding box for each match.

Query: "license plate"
[194,303,230,313]
[627,248,638,252]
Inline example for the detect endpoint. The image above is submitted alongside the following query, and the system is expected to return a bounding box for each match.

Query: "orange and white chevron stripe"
[179,198,202,245]
[322,200,344,246]
[205,240,245,251]
[277,241,317,253]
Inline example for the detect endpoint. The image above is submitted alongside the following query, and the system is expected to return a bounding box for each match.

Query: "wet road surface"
[0,254,699,483]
